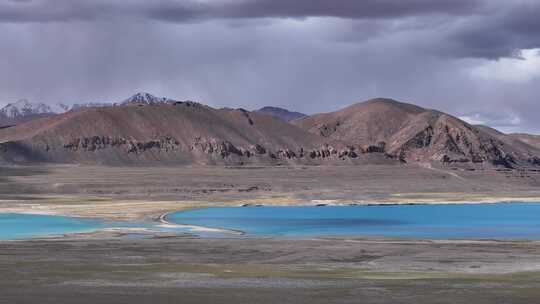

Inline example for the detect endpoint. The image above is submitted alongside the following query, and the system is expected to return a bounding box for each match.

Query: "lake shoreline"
[3,195,540,222]
[2,164,540,222]
[3,199,540,241]
[157,211,245,236]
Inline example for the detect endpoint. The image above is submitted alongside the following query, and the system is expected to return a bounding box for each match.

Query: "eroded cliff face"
[0,134,393,164]
[4,127,535,168]
[389,115,527,168]
[190,137,245,158]
[187,137,386,161]
[151,136,383,161]
[295,100,540,169]
[63,136,180,154]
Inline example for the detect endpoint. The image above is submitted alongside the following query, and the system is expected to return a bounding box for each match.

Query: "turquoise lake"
[4,203,540,240]
[167,203,540,239]
[0,214,122,240]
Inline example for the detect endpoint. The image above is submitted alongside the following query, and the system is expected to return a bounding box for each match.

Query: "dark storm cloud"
[446,1,540,59]
[2,0,539,59]
[326,1,540,60]
[1,0,540,133]
[150,0,483,21]
[0,0,483,23]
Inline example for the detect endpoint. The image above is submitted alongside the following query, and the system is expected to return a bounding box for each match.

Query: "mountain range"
[0,92,200,128]
[1,93,539,169]
[0,99,107,127]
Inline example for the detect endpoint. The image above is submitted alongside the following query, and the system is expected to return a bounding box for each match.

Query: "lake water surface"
[5,203,540,240]
[167,203,540,239]
[0,214,118,240]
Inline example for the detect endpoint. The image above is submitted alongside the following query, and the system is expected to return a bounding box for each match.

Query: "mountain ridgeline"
[293,99,540,168]
[255,106,307,122]
[0,94,539,169]
[0,95,367,165]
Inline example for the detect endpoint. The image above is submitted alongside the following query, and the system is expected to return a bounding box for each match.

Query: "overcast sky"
[1,0,539,133]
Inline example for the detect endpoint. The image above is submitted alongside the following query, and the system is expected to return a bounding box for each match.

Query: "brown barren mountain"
[1,97,539,168]
[0,101,385,165]
[0,113,57,128]
[510,133,540,150]
[293,98,540,168]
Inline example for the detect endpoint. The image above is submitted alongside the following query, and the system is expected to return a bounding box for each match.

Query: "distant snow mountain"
[0,93,182,127]
[0,99,112,127]
[255,106,307,122]
[0,99,58,119]
[122,92,176,105]
[0,99,63,127]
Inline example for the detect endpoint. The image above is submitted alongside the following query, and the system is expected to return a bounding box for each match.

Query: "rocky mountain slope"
[1,96,539,168]
[255,106,307,122]
[510,133,540,150]
[293,98,540,168]
[0,100,384,165]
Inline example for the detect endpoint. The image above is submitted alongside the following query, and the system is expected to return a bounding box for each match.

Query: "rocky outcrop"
[172,100,203,108]
[251,144,266,155]
[238,108,255,125]
[362,141,386,153]
[390,117,524,168]
[529,156,540,166]
[190,137,244,158]
[189,137,367,161]
[63,136,180,154]
[318,121,341,137]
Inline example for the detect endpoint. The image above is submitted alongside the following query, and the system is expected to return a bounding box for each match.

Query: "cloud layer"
[1,0,540,132]
[0,0,483,22]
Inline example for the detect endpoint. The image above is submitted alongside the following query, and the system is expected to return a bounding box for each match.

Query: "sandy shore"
[156,211,244,235]
[1,194,540,224]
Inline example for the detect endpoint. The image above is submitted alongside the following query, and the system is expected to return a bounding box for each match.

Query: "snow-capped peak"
[56,103,72,113]
[0,99,59,118]
[122,92,175,105]
[0,93,181,121]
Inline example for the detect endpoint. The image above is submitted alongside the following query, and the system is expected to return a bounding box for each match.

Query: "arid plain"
[2,164,540,220]
[2,163,540,303]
